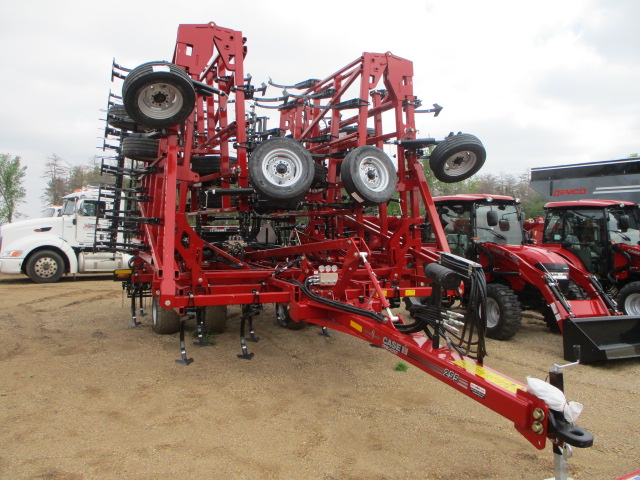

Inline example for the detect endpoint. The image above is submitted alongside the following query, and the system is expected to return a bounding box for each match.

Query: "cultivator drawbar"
[99,21,592,475]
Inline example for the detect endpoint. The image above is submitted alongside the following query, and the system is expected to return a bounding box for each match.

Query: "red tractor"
[98,21,594,467]
[526,199,640,315]
[432,194,640,362]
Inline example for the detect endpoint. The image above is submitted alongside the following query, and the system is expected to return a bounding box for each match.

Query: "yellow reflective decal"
[350,320,363,332]
[405,289,416,296]
[452,360,523,394]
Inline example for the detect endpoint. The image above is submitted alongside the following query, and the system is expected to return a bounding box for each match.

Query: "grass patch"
[394,361,409,372]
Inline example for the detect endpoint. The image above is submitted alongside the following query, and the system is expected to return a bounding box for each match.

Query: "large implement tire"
[429,133,486,183]
[204,305,228,333]
[121,136,160,162]
[25,250,65,283]
[617,281,640,315]
[248,138,314,203]
[485,283,522,340]
[341,146,397,206]
[122,61,196,129]
[275,304,306,330]
[151,297,181,335]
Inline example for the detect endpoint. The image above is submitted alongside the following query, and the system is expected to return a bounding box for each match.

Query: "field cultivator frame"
[100,21,592,472]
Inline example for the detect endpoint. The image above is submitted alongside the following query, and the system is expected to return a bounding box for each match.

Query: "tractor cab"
[435,195,525,258]
[542,200,640,276]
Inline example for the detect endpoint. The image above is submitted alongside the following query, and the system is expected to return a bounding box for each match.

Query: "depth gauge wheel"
[429,133,486,183]
[617,282,640,315]
[121,136,160,162]
[151,297,181,335]
[341,146,397,206]
[204,305,228,333]
[108,104,138,131]
[25,250,65,283]
[485,283,522,340]
[122,61,196,129]
[248,138,315,203]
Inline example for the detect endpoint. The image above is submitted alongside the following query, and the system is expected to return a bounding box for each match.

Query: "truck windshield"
[61,199,76,216]
[476,203,523,245]
[607,208,640,245]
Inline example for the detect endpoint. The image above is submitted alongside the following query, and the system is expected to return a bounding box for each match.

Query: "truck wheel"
[122,61,196,129]
[275,304,306,330]
[248,138,314,203]
[151,297,181,334]
[617,282,640,315]
[204,305,228,333]
[341,146,397,206]
[121,136,159,162]
[25,250,65,283]
[485,283,522,340]
[429,133,486,183]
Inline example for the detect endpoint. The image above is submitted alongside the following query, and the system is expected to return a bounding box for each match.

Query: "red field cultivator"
[99,21,592,476]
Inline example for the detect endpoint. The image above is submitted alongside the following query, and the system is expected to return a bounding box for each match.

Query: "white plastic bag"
[526,377,584,423]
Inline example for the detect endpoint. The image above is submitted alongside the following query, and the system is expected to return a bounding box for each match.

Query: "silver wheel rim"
[624,293,640,315]
[443,150,477,177]
[137,82,184,120]
[357,155,390,192]
[262,148,304,187]
[486,297,500,329]
[33,256,59,279]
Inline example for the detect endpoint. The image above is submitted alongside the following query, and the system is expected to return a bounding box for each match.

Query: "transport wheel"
[617,282,640,315]
[122,61,196,129]
[107,104,137,131]
[248,138,315,203]
[121,136,160,162]
[311,162,327,187]
[151,297,181,335]
[25,250,64,283]
[341,146,397,206]
[204,305,228,333]
[485,283,522,340]
[275,304,306,330]
[429,133,486,183]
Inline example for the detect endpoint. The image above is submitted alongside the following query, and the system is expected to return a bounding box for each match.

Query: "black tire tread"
[486,283,522,340]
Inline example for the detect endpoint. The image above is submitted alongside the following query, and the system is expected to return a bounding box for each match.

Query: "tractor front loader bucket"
[562,316,640,363]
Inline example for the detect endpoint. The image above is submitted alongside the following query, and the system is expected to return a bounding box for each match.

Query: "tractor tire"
[151,297,181,335]
[107,104,137,131]
[25,250,65,283]
[275,304,306,330]
[122,61,196,129]
[341,146,397,206]
[204,305,228,333]
[121,136,159,162]
[485,283,522,340]
[248,138,315,203]
[429,133,486,183]
[617,281,640,315]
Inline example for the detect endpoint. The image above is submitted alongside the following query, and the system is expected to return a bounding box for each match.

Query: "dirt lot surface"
[0,273,638,480]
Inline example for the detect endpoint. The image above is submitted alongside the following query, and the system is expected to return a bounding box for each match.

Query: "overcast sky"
[1,0,638,218]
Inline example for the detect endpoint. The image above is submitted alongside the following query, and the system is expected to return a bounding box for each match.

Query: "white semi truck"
[0,188,131,283]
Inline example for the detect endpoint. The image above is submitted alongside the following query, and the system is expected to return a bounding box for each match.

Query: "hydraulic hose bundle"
[404,253,487,362]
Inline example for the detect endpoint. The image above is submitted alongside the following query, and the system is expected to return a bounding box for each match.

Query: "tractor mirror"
[498,219,510,231]
[487,210,499,226]
[618,215,630,232]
